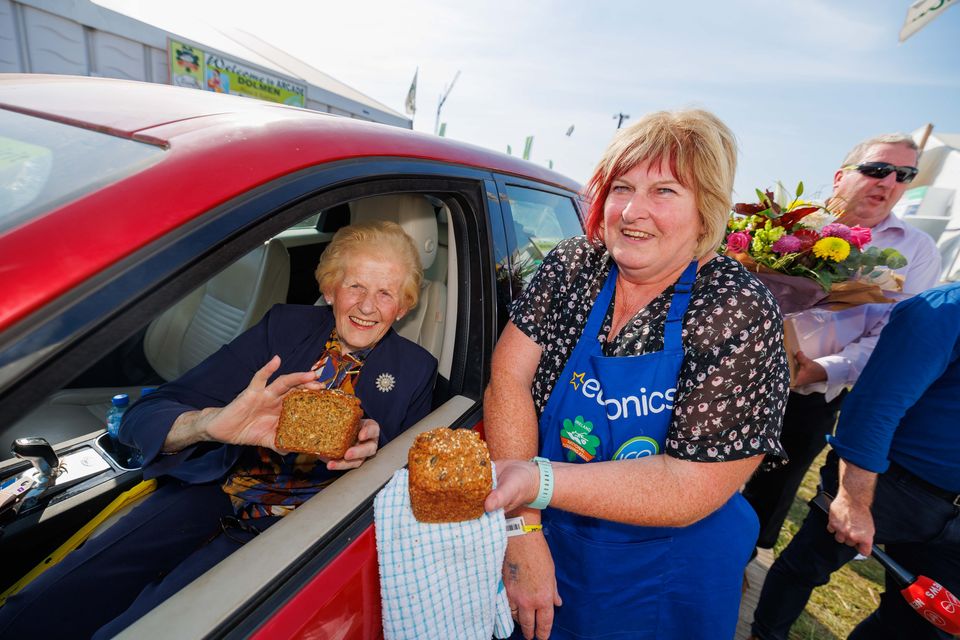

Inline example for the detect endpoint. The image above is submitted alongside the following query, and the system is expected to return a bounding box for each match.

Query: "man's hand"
[827,489,875,556]
[793,350,828,387]
[326,419,380,471]
[503,534,562,640]
[826,460,879,557]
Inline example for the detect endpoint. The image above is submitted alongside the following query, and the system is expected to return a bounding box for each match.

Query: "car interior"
[0,190,463,598]
[0,172,583,635]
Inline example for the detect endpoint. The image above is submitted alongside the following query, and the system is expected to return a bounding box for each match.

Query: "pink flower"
[820,223,852,241]
[849,225,872,249]
[726,231,751,254]
[771,234,802,255]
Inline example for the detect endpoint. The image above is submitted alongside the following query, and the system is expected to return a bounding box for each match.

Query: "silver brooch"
[375,372,396,393]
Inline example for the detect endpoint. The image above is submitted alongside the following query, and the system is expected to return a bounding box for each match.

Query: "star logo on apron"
[569,371,586,390]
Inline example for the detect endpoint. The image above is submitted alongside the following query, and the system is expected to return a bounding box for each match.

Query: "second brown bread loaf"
[275,389,363,458]
[408,427,492,523]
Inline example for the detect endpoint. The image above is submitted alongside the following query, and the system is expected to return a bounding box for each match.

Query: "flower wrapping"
[781,302,906,384]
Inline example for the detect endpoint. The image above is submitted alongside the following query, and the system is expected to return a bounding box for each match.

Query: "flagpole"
[435,70,460,135]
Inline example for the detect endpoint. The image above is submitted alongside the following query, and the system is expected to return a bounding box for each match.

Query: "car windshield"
[0,109,164,235]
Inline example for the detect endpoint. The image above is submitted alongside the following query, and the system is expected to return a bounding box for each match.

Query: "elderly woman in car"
[0,220,437,639]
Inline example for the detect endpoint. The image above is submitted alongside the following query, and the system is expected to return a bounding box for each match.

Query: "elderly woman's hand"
[169,355,323,452]
[326,419,380,471]
[484,459,540,513]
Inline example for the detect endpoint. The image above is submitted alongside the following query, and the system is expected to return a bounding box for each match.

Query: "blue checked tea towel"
[374,466,514,640]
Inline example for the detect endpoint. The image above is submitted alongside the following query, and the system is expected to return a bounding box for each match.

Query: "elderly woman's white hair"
[315,220,423,311]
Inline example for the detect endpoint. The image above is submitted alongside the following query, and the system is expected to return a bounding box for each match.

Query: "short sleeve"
[664,260,789,468]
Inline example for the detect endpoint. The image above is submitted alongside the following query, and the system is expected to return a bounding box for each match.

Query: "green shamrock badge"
[560,415,600,462]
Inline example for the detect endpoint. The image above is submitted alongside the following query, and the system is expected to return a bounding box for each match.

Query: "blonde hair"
[315,220,422,311]
[584,108,737,257]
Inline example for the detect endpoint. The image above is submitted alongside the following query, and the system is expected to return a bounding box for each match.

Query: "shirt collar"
[871,213,907,235]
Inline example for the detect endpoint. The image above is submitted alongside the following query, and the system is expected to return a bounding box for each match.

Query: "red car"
[0,74,583,638]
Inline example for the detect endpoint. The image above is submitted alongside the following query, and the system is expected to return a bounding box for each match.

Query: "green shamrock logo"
[560,415,600,461]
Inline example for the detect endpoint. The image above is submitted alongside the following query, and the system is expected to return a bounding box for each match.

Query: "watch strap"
[526,456,554,510]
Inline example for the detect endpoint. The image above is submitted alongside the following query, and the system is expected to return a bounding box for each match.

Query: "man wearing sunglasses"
[743,133,943,574]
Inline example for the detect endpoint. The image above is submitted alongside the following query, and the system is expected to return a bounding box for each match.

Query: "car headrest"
[349,194,438,271]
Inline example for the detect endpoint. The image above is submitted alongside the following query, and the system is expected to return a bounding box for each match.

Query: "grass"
[779,451,886,640]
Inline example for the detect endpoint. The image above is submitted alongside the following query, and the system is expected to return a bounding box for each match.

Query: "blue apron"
[533,262,758,639]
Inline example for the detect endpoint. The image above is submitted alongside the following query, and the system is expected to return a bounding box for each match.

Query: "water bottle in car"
[106,393,129,441]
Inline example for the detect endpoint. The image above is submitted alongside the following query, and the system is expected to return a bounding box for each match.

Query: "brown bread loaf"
[407,427,492,523]
[275,389,363,458]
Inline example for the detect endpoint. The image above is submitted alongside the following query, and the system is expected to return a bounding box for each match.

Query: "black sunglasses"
[842,161,918,184]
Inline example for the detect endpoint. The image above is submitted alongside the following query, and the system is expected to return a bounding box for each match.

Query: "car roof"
[0,74,581,332]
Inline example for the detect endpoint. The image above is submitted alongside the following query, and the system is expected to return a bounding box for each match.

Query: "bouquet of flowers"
[723,182,910,384]
[723,181,908,313]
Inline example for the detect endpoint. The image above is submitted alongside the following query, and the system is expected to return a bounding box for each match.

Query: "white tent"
[907,129,960,281]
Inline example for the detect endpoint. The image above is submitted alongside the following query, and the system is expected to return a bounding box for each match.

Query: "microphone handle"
[810,491,915,589]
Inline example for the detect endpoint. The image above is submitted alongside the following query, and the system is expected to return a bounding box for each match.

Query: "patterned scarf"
[221,330,369,519]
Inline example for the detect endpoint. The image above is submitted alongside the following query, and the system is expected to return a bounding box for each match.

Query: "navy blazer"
[121,305,438,483]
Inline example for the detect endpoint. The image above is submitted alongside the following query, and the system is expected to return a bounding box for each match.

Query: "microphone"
[812,492,960,635]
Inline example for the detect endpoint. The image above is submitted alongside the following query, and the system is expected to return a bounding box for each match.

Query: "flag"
[438,122,447,137]
[565,125,575,137]
[900,0,956,41]
[506,144,512,155]
[404,68,418,116]
[522,136,534,160]
[548,160,554,169]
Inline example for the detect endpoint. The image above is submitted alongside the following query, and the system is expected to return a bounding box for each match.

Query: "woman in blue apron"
[484,109,789,639]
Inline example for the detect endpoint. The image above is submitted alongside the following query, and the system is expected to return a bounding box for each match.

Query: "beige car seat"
[144,239,290,380]
[10,240,290,449]
[348,194,447,361]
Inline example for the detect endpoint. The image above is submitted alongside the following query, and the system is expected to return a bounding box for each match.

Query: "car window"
[0,110,164,234]
[502,184,582,294]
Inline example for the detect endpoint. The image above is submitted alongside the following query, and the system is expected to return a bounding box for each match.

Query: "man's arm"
[828,292,954,472]
[827,459,878,556]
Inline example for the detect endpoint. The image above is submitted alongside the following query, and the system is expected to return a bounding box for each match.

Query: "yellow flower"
[813,237,850,262]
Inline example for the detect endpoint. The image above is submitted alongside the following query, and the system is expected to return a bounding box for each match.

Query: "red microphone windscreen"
[901,576,960,635]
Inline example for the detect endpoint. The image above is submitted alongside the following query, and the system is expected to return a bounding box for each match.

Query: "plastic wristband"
[526,456,554,510]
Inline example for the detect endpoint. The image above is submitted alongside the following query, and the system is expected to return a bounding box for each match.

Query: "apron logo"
[569,371,586,390]
[560,415,600,462]
[613,436,660,459]
[575,373,676,421]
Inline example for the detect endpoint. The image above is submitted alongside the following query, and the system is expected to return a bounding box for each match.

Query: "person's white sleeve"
[901,240,942,295]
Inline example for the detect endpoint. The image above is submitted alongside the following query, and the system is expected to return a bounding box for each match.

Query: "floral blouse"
[510,236,788,467]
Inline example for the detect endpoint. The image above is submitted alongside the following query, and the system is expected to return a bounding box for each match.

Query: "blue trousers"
[752,451,960,640]
[0,482,279,639]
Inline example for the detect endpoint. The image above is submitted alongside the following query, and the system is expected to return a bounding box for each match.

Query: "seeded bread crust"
[407,427,492,523]
[275,389,363,458]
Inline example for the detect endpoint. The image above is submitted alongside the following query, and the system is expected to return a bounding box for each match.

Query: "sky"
[102,0,960,203]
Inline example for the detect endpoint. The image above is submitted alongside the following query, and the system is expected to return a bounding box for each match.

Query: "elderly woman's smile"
[327,252,408,354]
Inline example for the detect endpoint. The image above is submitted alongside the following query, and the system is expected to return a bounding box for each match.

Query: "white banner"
[899,0,956,42]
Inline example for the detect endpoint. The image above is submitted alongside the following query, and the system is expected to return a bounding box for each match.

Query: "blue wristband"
[526,456,554,510]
